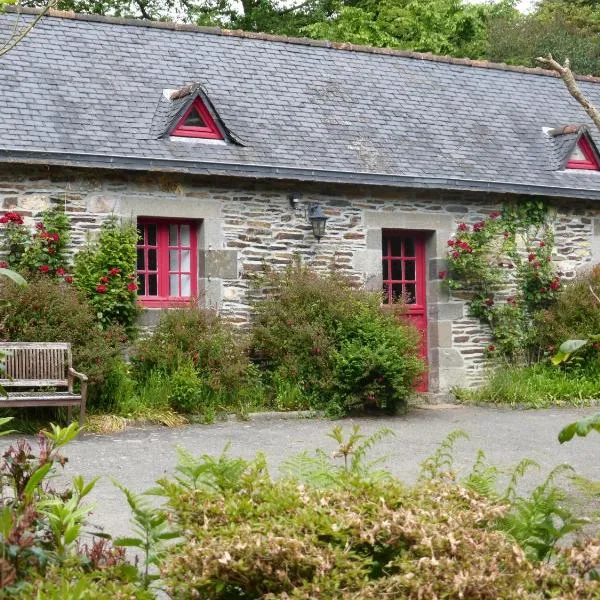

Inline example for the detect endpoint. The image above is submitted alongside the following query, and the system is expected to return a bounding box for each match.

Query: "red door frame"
[382,230,428,391]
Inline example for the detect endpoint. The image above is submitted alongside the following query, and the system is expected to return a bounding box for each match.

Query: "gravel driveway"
[2,405,599,539]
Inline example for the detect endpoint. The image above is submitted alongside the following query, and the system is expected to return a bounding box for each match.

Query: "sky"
[472,0,536,11]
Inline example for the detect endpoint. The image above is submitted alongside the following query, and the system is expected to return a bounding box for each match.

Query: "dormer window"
[566,135,600,171]
[171,97,223,140]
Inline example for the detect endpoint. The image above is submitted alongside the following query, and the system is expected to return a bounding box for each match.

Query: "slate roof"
[1,9,600,199]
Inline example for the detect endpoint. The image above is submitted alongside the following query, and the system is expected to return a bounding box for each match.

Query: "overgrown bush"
[155,429,600,599]
[251,265,423,416]
[74,216,139,334]
[534,266,600,353]
[0,276,126,408]
[132,306,261,414]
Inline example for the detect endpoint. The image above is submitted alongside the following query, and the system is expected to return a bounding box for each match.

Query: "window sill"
[138,298,195,309]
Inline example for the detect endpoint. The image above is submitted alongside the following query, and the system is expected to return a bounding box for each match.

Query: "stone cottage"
[1,8,600,395]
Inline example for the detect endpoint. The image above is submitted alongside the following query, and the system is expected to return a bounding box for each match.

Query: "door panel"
[382,231,428,391]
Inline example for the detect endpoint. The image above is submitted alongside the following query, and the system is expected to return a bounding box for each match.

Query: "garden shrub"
[251,265,423,416]
[0,276,126,409]
[155,437,600,600]
[534,265,600,353]
[74,216,139,334]
[132,306,260,412]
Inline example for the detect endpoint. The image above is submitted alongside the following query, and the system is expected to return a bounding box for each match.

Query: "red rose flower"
[539,241,545,248]
[127,282,138,292]
[452,251,460,259]
[528,253,536,262]
[438,271,447,280]
[549,277,560,290]
[506,296,516,305]
[503,231,510,238]
[485,297,494,307]
[473,221,485,232]
[64,276,74,284]
[100,276,110,284]
[48,248,56,255]
[487,344,496,352]
[56,267,66,276]
[540,287,547,293]
[457,223,469,232]
[0,261,8,269]
[109,267,121,276]
[38,265,50,273]
[35,222,45,230]
[2,212,24,225]
[96,285,108,294]
[489,211,501,219]
[447,239,455,247]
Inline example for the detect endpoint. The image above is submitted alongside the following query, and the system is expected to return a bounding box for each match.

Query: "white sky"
[471,0,537,12]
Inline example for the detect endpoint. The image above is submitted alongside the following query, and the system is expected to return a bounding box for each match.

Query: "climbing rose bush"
[0,209,71,280]
[74,216,139,334]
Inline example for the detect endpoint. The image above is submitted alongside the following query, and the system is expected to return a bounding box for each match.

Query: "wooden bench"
[0,342,88,426]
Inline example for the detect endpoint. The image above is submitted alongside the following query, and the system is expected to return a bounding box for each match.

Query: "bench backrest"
[0,342,72,387]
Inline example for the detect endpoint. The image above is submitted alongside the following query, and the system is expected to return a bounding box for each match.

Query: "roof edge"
[1,148,600,201]
[7,6,600,84]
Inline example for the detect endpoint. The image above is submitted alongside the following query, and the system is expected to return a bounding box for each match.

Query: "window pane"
[169,224,178,246]
[170,250,179,272]
[137,249,145,270]
[390,237,402,257]
[148,274,158,296]
[382,237,389,256]
[148,249,157,271]
[137,274,145,295]
[382,283,390,304]
[405,283,416,304]
[391,260,402,281]
[137,225,144,244]
[183,107,206,128]
[147,224,157,246]
[180,225,190,246]
[405,260,416,281]
[180,274,191,297]
[391,283,403,301]
[181,250,190,272]
[404,238,415,257]
[169,274,179,296]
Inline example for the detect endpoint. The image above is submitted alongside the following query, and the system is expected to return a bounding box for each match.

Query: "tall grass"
[455,362,600,408]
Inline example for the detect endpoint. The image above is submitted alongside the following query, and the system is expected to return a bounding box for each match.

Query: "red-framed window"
[171,98,223,140]
[381,233,426,307]
[136,219,198,307]
[567,136,600,170]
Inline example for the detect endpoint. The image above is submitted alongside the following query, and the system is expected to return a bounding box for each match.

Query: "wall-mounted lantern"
[288,193,329,242]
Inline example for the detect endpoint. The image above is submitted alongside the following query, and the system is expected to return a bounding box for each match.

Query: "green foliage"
[534,266,600,353]
[132,305,262,412]
[156,427,600,599]
[74,216,138,333]
[0,275,126,408]
[559,411,600,443]
[0,209,71,278]
[113,482,178,587]
[251,264,423,416]
[455,361,600,407]
[446,201,561,362]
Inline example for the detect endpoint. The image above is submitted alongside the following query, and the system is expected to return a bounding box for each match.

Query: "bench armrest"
[68,367,88,382]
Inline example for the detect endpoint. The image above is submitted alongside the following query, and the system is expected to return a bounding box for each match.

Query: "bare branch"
[589,283,600,305]
[0,2,57,60]
[537,53,600,133]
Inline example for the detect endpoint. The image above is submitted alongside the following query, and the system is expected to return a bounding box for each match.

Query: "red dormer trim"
[567,135,600,170]
[171,98,223,140]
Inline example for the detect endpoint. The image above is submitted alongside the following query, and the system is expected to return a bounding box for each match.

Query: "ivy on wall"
[444,200,560,362]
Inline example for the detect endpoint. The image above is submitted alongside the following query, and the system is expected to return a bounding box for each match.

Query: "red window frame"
[567,136,600,170]
[137,219,198,308]
[171,98,223,140]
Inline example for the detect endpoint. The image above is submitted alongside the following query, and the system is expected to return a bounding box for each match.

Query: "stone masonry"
[1,165,599,395]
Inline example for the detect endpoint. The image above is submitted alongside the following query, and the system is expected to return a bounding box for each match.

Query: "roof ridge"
[8,6,600,84]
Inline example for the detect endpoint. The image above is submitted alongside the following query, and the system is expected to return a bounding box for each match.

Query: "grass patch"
[454,362,600,408]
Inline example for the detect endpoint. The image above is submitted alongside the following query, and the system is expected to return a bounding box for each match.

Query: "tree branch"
[0,2,57,60]
[537,53,600,133]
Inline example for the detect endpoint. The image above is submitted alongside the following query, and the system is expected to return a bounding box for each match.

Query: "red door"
[382,231,428,391]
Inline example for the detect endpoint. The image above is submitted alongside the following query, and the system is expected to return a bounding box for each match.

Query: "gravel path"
[2,405,599,539]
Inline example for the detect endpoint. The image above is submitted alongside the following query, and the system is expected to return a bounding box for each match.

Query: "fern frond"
[418,429,469,482]
[503,458,540,501]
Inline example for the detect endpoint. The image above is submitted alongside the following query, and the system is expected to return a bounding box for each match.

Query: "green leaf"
[23,462,52,501]
[0,268,26,286]
[114,536,144,548]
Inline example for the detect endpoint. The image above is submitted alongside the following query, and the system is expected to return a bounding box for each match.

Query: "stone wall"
[1,165,599,395]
